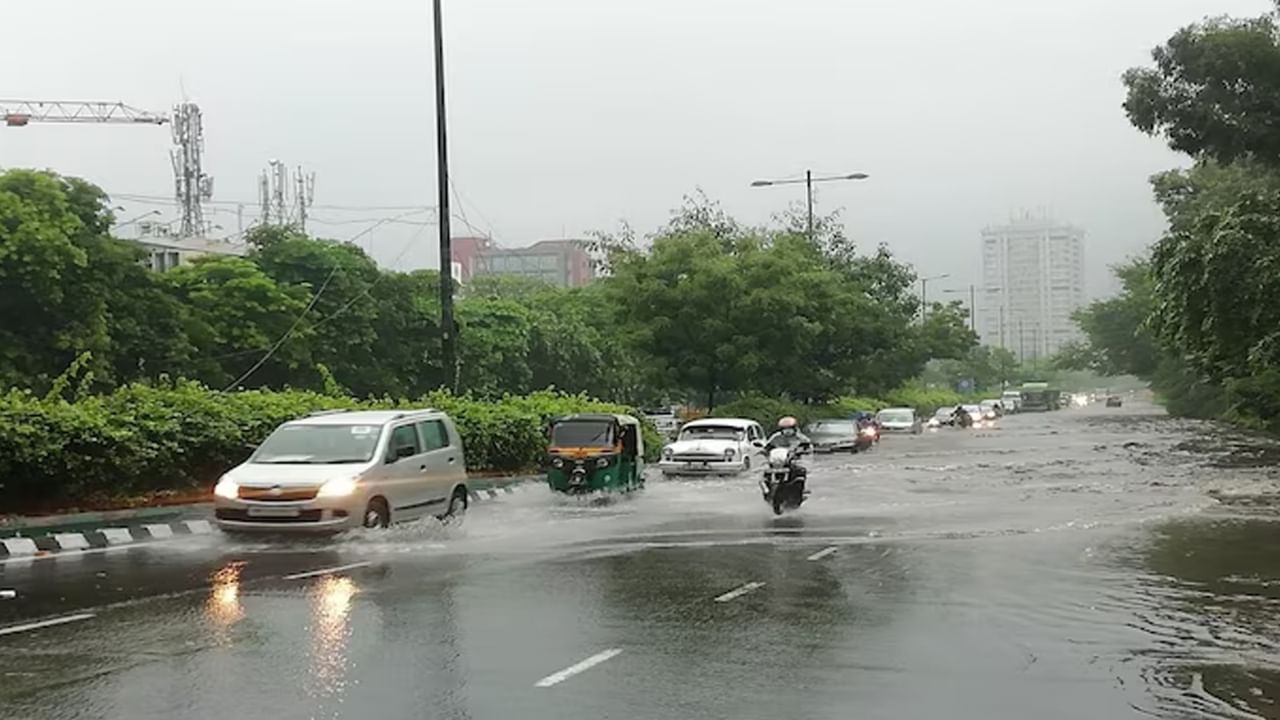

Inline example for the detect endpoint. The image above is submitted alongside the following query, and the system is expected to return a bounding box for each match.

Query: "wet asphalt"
[1,401,1278,720]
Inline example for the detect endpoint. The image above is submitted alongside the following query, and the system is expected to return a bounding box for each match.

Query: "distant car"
[659,418,765,477]
[214,409,469,533]
[928,407,955,428]
[1001,390,1023,413]
[1106,395,1123,408]
[962,404,990,427]
[978,399,1003,420]
[644,409,683,438]
[806,418,871,453]
[876,407,923,434]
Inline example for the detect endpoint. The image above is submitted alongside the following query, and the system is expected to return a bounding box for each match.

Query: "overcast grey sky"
[3,0,1273,296]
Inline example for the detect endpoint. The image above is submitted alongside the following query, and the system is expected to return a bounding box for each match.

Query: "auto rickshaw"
[546,413,645,494]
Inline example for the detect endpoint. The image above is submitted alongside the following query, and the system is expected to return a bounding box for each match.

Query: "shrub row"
[714,386,985,429]
[0,381,659,509]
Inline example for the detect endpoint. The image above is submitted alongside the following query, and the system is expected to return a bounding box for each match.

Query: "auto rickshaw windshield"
[551,421,616,448]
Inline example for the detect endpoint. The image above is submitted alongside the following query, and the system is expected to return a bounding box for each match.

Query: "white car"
[213,409,469,533]
[876,407,922,434]
[659,418,766,477]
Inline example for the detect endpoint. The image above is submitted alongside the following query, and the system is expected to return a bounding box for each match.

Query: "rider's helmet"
[777,416,798,435]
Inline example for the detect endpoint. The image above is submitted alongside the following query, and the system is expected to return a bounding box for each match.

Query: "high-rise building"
[978,215,1085,361]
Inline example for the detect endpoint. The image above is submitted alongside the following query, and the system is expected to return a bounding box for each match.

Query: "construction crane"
[0,100,167,127]
[0,99,212,238]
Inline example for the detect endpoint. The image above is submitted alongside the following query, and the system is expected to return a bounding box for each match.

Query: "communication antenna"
[170,102,212,237]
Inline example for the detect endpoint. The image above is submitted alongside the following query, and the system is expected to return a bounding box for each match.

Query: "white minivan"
[214,409,469,533]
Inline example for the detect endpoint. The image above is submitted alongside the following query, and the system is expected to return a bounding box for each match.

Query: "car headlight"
[595,456,610,468]
[723,448,736,460]
[552,457,565,469]
[662,447,674,460]
[317,477,358,498]
[214,477,239,500]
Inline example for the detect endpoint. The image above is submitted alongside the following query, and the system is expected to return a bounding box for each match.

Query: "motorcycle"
[760,445,809,515]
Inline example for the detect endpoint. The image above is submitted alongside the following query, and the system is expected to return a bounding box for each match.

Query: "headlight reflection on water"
[307,575,358,701]
[205,561,246,633]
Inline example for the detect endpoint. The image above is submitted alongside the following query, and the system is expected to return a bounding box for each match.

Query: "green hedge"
[714,387,983,430]
[0,382,658,508]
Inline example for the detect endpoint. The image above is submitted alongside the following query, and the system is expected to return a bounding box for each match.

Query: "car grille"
[215,508,325,523]
[237,486,319,502]
[671,453,725,462]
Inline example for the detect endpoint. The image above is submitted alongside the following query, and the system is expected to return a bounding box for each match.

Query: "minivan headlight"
[317,477,359,498]
[214,477,239,500]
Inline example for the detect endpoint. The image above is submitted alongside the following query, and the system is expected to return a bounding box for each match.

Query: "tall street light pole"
[432,0,457,391]
[942,284,977,332]
[751,171,869,241]
[919,273,950,322]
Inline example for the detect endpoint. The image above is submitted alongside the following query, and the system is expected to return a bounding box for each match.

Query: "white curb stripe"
[143,524,173,539]
[534,649,623,687]
[714,581,766,603]
[53,533,90,551]
[0,613,95,637]
[283,561,371,581]
[184,520,214,534]
[1,538,38,556]
[101,528,134,545]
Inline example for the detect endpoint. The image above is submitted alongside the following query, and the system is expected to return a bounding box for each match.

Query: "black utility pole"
[433,0,456,391]
[805,170,814,240]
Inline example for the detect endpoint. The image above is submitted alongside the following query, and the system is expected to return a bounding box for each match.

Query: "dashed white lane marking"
[534,649,624,688]
[0,613,96,637]
[283,561,372,581]
[807,546,839,561]
[714,581,766,603]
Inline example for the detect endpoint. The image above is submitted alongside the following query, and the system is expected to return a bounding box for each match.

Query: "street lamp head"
[750,180,773,187]
[847,173,870,180]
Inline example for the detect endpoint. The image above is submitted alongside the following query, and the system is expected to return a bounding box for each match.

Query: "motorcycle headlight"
[723,448,736,460]
[595,457,610,468]
[214,477,239,500]
[552,457,564,469]
[317,477,358,498]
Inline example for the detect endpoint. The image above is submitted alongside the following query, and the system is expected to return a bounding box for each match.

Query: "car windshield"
[252,424,382,464]
[935,409,953,418]
[679,425,743,441]
[964,406,983,414]
[809,420,856,434]
[878,410,913,423]
[551,421,615,448]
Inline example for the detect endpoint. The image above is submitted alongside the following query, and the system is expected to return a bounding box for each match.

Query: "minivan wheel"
[363,497,390,529]
[442,488,468,520]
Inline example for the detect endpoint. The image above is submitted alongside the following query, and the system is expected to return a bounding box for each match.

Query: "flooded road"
[1,401,1277,719]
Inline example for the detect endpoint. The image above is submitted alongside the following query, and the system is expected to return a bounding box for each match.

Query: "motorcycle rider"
[764,416,812,485]
[951,405,974,428]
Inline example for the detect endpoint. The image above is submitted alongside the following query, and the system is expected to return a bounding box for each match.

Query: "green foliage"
[1123,11,1280,164]
[0,384,652,509]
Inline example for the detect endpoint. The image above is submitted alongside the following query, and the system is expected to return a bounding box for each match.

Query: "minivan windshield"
[252,424,383,464]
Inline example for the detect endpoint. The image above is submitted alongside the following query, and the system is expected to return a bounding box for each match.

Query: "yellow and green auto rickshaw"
[546,413,645,494]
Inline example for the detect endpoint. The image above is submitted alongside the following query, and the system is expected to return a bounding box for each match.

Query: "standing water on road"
[2,403,1279,720]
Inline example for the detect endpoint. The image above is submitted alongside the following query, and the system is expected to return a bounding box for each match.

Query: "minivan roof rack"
[306,409,349,418]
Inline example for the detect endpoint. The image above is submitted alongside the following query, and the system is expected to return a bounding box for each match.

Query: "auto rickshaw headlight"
[551,457,564,469]
[595,457,610,468]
